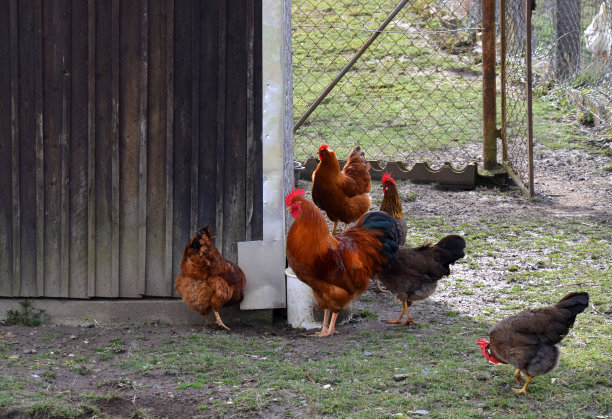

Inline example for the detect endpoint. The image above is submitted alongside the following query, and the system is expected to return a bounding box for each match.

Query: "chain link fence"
[292,0,487,169]
[532,0,612,131]
[501,0,534,194]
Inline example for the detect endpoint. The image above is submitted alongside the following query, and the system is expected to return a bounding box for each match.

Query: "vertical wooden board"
[119,0,144,297]
[34,0,44,297]
[172,0,195,279]
[93,0,114,296]
[137,0,148,295]
[87,0,96,297]
[165,0,175,295]
[110,0,120,297]
[0,0,13,295]
[251,0,263,241]
[198,2,219,234]
[244,0,254,242]
[146,0,169,296]
[42,0,64,297]
[69,0,90,298]
[221,0,248,263]
[9,0,19,296]
[214,0,226,256]
[17,0,39,296]
[189,0,200,237]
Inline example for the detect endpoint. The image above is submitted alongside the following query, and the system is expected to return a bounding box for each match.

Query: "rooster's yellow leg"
[513,375,533,395]
[312,310,330,337]
[213,310,231,331]
[203,313,212,325]
[326,312,340,335]
[374,279,390,293]
[514,369,524,384]
[385,301,408,324]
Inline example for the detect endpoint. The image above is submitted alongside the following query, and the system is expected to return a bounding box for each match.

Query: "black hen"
[377,235,466,326]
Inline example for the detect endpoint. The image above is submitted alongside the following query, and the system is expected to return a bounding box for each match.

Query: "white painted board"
[238,240,286,310]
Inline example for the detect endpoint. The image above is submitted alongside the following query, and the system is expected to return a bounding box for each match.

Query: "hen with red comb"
[478,291,589,394]
[374,171,407,293]
[312,144,372,233]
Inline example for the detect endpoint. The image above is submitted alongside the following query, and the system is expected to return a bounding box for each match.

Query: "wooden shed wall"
[0,0,263,299]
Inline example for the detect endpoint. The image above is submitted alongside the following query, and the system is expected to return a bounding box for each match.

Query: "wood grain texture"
[0,0,13,295]
[2,0,265,300]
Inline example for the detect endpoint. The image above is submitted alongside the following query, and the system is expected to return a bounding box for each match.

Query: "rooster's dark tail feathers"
[358,211,400,264]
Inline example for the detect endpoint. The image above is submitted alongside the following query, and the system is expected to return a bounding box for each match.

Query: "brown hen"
[478,292,589,394]
[311,144,372,233]
[174,226,246,331]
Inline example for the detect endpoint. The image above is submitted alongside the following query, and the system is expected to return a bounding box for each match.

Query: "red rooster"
[286,188,400,337]
[311,144,372,233]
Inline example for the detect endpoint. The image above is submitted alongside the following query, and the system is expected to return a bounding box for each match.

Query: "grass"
[292,0,484,161]
[0,212,609,416]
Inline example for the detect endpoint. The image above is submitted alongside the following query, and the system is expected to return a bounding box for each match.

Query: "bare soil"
[1,143,610,418]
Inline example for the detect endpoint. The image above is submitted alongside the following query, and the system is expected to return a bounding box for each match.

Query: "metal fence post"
[482,0,499,171]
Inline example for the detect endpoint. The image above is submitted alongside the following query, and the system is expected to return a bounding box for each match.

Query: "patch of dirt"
[1,140,610,418]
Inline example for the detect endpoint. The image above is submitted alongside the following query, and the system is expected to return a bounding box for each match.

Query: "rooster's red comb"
[318,144,330,153]
[285,188,305,206]
[381,172,395,184]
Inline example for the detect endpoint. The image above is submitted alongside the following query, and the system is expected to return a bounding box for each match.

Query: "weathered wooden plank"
[222,0,248,263]
[138,0,148,296]
[35,0,44,296]
[251,0,264,241]
[69,0,90,298]
[87,0,96,297]
[60,0,71,297]
[17,0,39,296]
[93,0,114,297]
[245,0,255,241]
[6,0,21,295]
[189,0,200,236]
[165,0,175,295]
[118,0,143,297]
[199,1,219,235]
[146,0,169,296]
[172,0,195,279]
[110,0,120,297]
[42,0,66,297]
[215,0,227,256]
[0,0,12,295]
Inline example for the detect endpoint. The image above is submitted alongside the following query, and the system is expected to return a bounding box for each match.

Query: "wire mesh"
[292,0,486,168]
[532,0,612,131]
[501,0,533,193]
